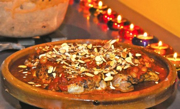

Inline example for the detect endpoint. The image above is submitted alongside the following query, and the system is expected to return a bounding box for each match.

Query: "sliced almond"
[135,53,141,57]
[85,73,94,77]
[28,82,35,85]
[60,49,66,54]
[121,52,127,58]
[95,56,102,62]
[106,73,111,77]
[39,54,46,59]
[18,65,27,68]
[52,73,56,78]
[104,76,113,81]
[87,44,92,49]
[78,60,85,63]
[94,48,98,52]
[116,66,122,71]
[48,66,53,74]
[125,57,133,64]
[110,82,115,89]
[94,70,99,75]
[124,65,130,69]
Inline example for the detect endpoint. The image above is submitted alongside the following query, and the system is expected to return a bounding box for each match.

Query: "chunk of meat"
[68,84,84,94]
[112,74,128,87]
[118,81,134,92]
[93,74,101,87]
[98,80,106,90]
[112,74,134,92]
[142,71,159,82]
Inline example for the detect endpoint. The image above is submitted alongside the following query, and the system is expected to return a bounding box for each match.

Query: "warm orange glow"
[130,24,134,30]
[174,52,177,59]
[88,0,91,3]
[107,8,112,15]
[86,16,90,20]
[98,1,103,9]
[158,41,162,46]
[144,32,148,37]
[116,38,119,42]
[117,15,122,23]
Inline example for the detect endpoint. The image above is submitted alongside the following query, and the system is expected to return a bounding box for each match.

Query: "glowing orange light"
[130,24,134,30]
[144,32,148,37]
[86,16,90,20]
[174,52,177,59]
[117,15,122,23]
[158,41,162,46]
[116,38,119,42]
[107,8,112,15]
[98,1,103,9]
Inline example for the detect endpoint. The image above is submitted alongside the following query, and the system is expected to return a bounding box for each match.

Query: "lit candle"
[119,24,139,40]
[98,8,116,23]
[80,0,97,15]
[89,1,108,15]
[137,32,153,40]
[117,15,122,23]
[107,15,130,31]
[149,41,169,55]
[150,41,169,49]
[110,15,123,30]
[166,52,180,68]
[130,23,134,30]
[132,32,159,47]
[98,1,103,9]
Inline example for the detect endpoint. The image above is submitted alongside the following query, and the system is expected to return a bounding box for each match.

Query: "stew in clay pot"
[10,40,168,94]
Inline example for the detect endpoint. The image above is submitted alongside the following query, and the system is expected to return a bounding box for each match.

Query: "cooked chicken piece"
[112,74,128,87]
[118,81,134,92]
[143,71,159,82]
[67,84,84,94]
[93,74,101,87]
[128,77,139,84]
[112,74,134,92]
[83,79,94,89]
[98,80,107,90]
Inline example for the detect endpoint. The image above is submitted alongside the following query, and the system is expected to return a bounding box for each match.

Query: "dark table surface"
[0,2,180,109]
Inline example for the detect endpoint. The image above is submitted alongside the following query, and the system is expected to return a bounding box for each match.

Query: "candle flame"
[158,41,162,46]
[174,52,177,59]
[86,16,90,20]
[107,8,112,15]
[117,15,122,23]
[130,24,134,30]
[98,1,103,8]
[144,32,148,37]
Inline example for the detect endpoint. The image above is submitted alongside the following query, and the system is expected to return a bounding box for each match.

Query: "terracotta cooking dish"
[1,39,176,109]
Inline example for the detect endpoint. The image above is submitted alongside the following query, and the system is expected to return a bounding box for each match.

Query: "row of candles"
[72,0,180,69]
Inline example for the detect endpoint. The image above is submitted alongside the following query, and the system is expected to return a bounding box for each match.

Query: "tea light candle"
[96,1,103,9]
[150,41,169,49]
[166,52,180,68]
[149,41,169,55]
[107,15,123,30]
[118,24,139,40]
[107,15,130,31]
[132,32,159,47]
[97,8,116,23]
[89,1,108,15]
[137,32,153,40]
[147,41,174,56]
